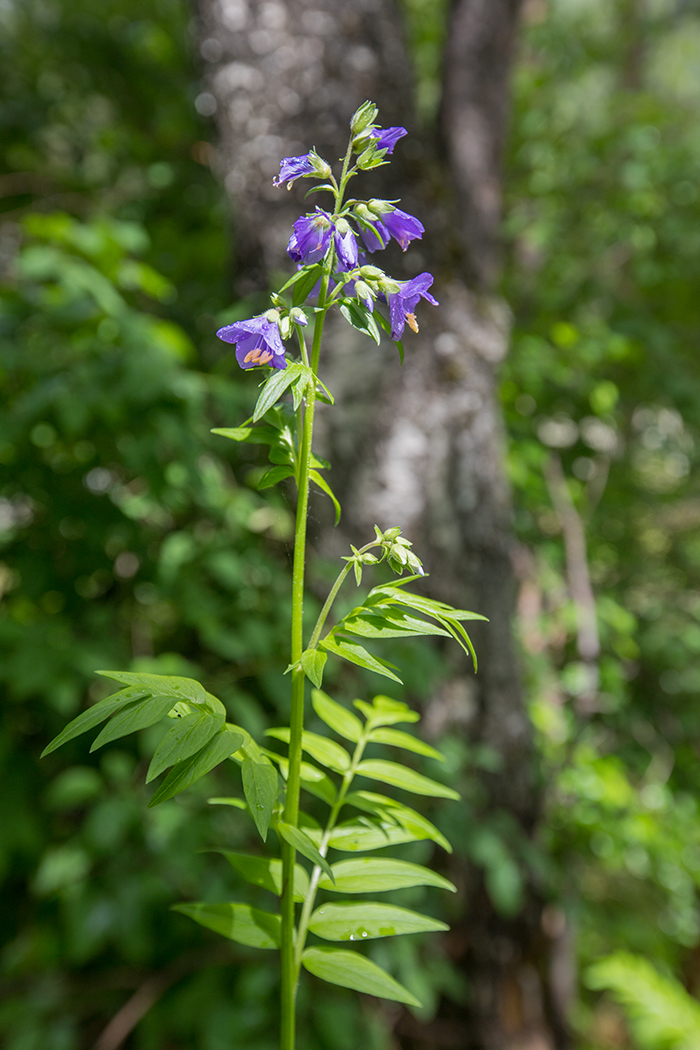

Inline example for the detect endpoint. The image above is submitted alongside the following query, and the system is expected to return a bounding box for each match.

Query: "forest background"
[4,0,700,1048]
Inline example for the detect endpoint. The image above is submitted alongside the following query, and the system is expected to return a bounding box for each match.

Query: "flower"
[288,209,333,264]
[370,126,407,154]
[360,207,424,253]
[272,152,316,188]
[216,315,287,370]
[387,273,438,340]
[334,226,359,270]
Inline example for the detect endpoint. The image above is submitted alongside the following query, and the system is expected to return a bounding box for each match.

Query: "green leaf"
[211,426,255,442]
[148,725,245,806]
[347,791,452,853]
[41,686,147,757]
[95,670,209,704]
[302,947,421,1006]
[318,857,456,894]
[368,728,444,762]
[252,362,305,422]
[293,264,324,305]
[241,755,278,842]
[320,636,402,684]
[353,695,419,728]
[341,610,450,640]
[355,760,459,800]
[308,901,448,941]
[279,263,322,294]
[310,469,341,525]
[172,902,280,949]
[301,649,327,688]
[90,693,180,752]
[208,796,247,809]
[216,851,309,902]
[339,300,380,344]
[146,710,225,783]
[258,465,295,490]
[276,822,335,883]
[324,821,420,853]
[266,727,350,774]
[265,751,337,805]
[311,689,363,743]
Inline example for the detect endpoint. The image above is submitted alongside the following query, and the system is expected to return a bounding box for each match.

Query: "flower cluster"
[217,103,438,371]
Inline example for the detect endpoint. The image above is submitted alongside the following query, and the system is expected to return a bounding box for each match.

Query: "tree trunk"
[195,0,567,1044]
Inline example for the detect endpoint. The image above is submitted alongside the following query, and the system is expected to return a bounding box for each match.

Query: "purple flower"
[288,208,333,264]
[273,152,315,188]
[216,316,287,370]
[387,273,438,341]
[370,126,407,154]
[334,226,359,270]
[359,208,424,254]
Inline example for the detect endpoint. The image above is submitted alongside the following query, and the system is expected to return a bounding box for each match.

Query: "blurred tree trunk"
[195,0,567,1045]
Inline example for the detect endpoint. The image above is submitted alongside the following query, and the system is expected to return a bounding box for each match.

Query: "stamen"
[243,348,258,363]
[406,312,419,333]
[258,350,273,364]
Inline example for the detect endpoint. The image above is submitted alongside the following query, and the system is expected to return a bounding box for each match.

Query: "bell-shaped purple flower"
[382,208,424,251]
[359,219,389,254]
[216,315,287,370]
[273,152,315,188]
[387,273,438,341]
[370,126,407,154]
[334,226,359,271]
[288,208,333,264]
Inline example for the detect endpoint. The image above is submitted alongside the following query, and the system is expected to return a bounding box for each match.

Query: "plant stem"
[279,251,334,1050]
[307,539,380,651]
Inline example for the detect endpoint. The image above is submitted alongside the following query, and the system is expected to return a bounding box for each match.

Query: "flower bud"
[290,307,308,326]
[383,526,401,541]
[367,199,396,216]
[335,216,350,235]
[359,265,384,279]
[278,316,292,340]
[354,280,373,303]
[265,308,280,323]
[360,552,379,564]
[350,101,379,136]
[270,292,286,308]
[309,149,332,178]
[353,203,375,224]
[378,277,401,295]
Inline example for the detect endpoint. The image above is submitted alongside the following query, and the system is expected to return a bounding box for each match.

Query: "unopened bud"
[359,265,384,279]
[265,308,280,323]
[270,292,286,308]
[309,150,332,178]
[290,307,308,326]
[360,552,379,564]
[383,526,401,541]
[278,316,292,339]
[367,199,396,216]
[378,277,400,295]
[335,216,350,235]
[350,100,379,136]
[354,280,373,302]
[353,203,375,224]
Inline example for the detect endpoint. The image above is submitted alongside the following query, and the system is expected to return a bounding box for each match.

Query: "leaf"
[317,858,456,894]
[355,760,459,800]
[258,465,295,490]
[301,649,327,688]
[41,686,147,757]
[208,796,247,809]
[148,725,245,806]
[241,755,278,842]
[310,469,341,525]
[146,710,225,783]
[266,727,350,774]
[308,901,448,941]
[265,752,337,805]
[341,610,450,640]
[252,362,305,422]
[324,821,420,853]
[172,902,280,949]
[339,300,380,344]
[320,636,402,684]
[216,851,310,902]
[279,263,322,294]
[276,822,334,884]
[368,728,444,762]
[347,791,452,853]
[311,689,363,743]
[302,947,421,1006]
[353,695,419,728]
[90,693,181,752]
[96,670,209,704]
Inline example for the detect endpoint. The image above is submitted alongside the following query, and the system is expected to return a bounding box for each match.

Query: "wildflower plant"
[43,102,485,1050]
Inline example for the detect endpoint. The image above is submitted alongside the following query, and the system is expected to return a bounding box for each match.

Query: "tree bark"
[195,0,567,1045]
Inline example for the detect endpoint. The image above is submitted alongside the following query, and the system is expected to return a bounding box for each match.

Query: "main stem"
[279,260,332,1050]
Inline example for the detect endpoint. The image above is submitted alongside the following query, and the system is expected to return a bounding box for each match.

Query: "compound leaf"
[276,822,334,883]
[148,725,245,806]
[147,709,225,783]
[320,636,402,684]
[311,689,362,743]
[317,857,456,894]
[216,851,310,902]
[90,693,181,752]
[302,947,421,1006]
[173,901,280,949]
[308,901,448,941]
[41,686,146,757]
[368,728,444,762]
[355,760,459,800]
[266,727,350,774]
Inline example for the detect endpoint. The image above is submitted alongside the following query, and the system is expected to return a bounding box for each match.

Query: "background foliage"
[4,0,700,1047]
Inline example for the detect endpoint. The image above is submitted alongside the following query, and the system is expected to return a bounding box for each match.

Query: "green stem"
[294,729,370,969]
[307,540,381,651]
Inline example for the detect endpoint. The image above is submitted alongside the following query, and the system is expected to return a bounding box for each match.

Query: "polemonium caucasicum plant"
[42,102,486,1050]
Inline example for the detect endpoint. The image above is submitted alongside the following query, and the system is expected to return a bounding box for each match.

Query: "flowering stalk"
[43,101,486,1050]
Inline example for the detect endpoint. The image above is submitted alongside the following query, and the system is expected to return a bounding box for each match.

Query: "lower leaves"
[301,947,421,1007]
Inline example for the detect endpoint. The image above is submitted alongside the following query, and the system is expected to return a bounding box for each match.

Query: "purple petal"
[334,227,359,270]
[382,208,424,251]
[273,152,314,188]
[370,126,407,154]
[359,219,389,253]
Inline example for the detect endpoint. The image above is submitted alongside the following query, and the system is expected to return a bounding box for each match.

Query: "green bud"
[359,265,384,279]
[265,308,280,323]
[367,198,396,216]
[290,307,308,325]
[383,526,401,541]
[378,277,401,295]
[353,203,375,224]
[335,216,350,235]
[270,292,286,308]
[278,316,292,340]
[356,143,381,170]
[360,552,379,564]
[309,149,332,178]
[390,544,408,565]
[354,280,374,302]
[350,101,379,136]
